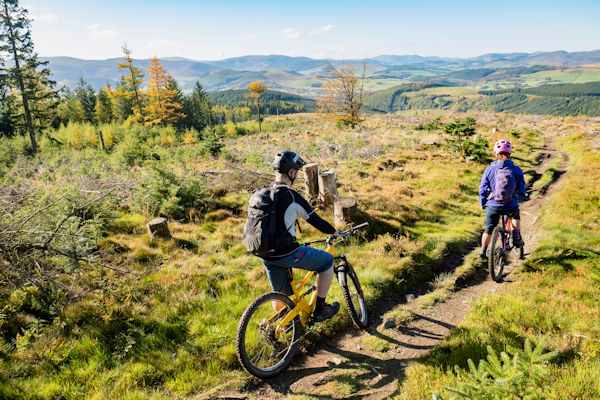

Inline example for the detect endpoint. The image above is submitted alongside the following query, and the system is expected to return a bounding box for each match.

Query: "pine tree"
[75,76,96,124]
[0,0,59,152]
[245,80,267,134]
[182,81,212,133]
[143,57,185,126]
[116,45,145,121]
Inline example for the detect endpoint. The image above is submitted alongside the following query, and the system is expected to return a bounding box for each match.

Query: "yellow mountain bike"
[236,222,369,378]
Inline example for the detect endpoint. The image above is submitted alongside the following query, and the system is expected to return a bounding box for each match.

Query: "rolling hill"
[41,49,600,96]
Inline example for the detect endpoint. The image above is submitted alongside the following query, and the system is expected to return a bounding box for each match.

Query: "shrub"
[200,127,224,157]
[132,163,207,219]
[442,117,489,163]
[436,338,557,400]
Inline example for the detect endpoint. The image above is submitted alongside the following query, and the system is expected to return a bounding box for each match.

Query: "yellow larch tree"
[245,80,268,134]
[117,46,145,122]
[144,56,185,126]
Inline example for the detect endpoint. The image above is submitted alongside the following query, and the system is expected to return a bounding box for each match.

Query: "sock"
[315,296,325,313]
[481,245,488,254]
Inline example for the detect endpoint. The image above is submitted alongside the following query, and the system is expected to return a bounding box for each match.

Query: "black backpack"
[243,185,285,258]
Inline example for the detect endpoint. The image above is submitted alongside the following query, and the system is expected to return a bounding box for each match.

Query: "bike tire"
[339,262,368,329]
[236,291,301,378]
[488,225,505,282]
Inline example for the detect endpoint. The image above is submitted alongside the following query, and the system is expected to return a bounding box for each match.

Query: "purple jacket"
[479,159,526,208]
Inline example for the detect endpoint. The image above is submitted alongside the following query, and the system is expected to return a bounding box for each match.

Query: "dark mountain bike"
[489,215,525,282]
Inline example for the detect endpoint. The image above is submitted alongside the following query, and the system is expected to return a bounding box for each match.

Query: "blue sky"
[25,0,600,60]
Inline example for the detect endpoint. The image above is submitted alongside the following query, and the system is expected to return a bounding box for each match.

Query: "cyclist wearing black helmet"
[259,151,344,322]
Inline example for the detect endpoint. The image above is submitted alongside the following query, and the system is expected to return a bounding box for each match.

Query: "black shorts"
[485,205,520,234]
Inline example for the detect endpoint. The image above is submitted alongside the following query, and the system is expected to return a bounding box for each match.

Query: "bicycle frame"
[502,215,514,252]
[270,240,340,336]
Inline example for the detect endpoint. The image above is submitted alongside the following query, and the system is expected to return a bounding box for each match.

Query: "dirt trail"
[218,139,570,400]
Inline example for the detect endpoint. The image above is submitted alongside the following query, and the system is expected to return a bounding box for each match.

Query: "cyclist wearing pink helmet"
[478,139,526,258]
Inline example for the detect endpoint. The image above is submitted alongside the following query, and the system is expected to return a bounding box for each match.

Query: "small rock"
[357,345,362,350]
[332,357,343,365]
[405,294,416,302]
[383,318,396,329]
[400,361,408,368]
[532,216,540,225]
[394,167,405,172]
[491,127,498,133]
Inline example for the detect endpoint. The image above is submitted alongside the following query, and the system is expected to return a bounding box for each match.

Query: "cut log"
[147,217,171,239]
[318,170,338,207]
[302,163,319,201]
[334,197,357,226]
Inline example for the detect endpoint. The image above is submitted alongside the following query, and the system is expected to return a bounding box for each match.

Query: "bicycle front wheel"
[236,291,300,378]
[489,225,506,282]
[339,262,368,329]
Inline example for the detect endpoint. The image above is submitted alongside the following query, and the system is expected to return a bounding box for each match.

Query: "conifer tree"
[116,45,145,121]
[183,81,212,133]
[105,81,133,124]
[144,57,185,126]
[95,87,113,124]
[0,0,59,152]
[75,76,96,124]
[245,80,267,134]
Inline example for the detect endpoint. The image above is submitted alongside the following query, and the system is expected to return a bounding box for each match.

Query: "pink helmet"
[493,139,512,155]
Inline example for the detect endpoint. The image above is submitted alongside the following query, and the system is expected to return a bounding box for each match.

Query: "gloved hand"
[332,229,347,240]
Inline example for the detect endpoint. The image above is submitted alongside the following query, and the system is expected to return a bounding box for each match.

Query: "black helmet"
[272,151,307,173]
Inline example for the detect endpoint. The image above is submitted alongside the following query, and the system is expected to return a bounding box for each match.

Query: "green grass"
[0,113,556,399]
[394,131,600,399]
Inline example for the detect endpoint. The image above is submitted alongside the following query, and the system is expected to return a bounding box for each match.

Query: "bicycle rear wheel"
[236,291,300,378]
[338,262,368,329]
[488,225,506,282]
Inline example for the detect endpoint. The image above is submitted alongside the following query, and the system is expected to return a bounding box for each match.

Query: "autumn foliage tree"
[143,56,185,126]
[245,80,267,134]
[318,62,366,128]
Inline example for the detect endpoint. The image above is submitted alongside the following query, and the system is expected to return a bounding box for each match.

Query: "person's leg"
[316,266,333,298]
[481,206,500,257]
[509,207,524,247]
[283,246,339,321]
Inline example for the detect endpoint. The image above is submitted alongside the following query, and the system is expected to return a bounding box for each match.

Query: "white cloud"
[91,29,119,40]
[31,13,58,22]
[282,28,300,39]
[87,23,119,40]
[87,23,104,31]
[144,38,180,49]
[243,33,257,40]
[310,24,335,36]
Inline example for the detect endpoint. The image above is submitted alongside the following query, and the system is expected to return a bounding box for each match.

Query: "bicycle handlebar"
[301,222,369,246]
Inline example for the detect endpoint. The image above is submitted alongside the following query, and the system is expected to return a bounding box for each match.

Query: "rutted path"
[211,137,570,400]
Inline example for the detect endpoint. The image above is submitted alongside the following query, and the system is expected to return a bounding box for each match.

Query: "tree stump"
[318,170,338,207]
[334,197,357,226]
[147,217,171,239]
[302,163,319,202]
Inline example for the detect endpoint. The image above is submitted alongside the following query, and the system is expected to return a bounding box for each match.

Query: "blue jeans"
[485,205,520,234]
[261,245,334,296]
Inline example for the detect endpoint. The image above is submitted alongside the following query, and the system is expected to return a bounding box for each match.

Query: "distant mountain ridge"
[40,49,600,94]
